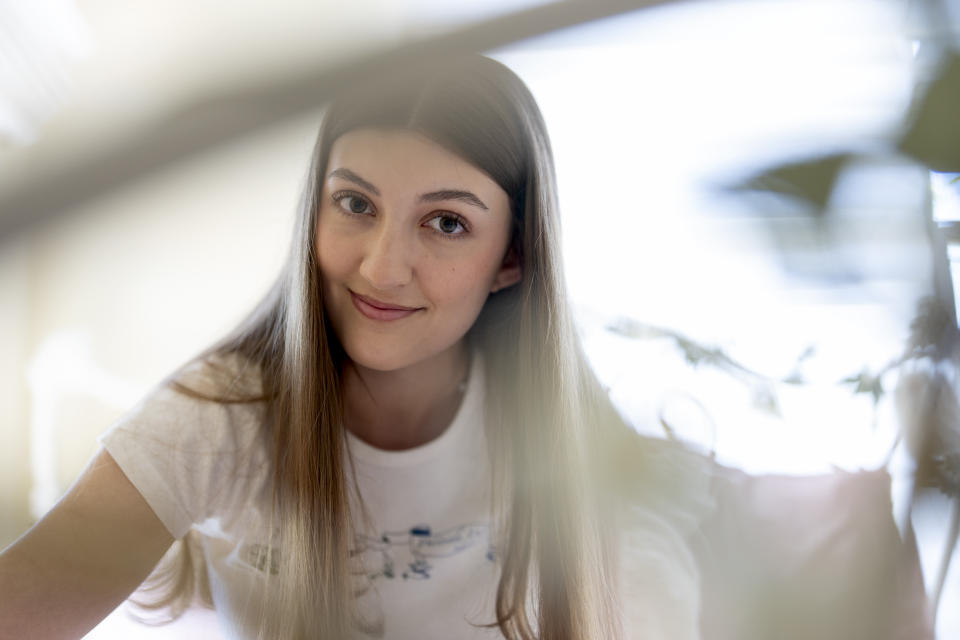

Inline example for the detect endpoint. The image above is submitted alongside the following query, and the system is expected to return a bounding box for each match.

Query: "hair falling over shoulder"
[132,55,669,640]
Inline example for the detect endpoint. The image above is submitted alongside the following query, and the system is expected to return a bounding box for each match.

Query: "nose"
[357,223,415,290]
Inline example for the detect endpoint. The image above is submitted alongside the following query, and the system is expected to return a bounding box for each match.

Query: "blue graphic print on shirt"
[354,523,495,580]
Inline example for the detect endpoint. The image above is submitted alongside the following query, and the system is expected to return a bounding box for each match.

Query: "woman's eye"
[335,194,373,215]
[426,214,467,236]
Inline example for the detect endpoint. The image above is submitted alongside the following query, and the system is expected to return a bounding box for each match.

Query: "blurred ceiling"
[0,0,683,241]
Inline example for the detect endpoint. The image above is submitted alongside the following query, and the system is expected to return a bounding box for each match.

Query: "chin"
[341,335,465,374]
[341,341,416,373]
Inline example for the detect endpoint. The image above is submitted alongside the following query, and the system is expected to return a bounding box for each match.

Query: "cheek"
[431,250,502,308]
[315,219,349,283]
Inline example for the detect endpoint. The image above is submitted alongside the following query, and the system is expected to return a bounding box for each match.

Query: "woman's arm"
[0,449,175,640]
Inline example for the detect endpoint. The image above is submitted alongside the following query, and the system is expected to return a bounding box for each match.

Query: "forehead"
[325,128,507,202]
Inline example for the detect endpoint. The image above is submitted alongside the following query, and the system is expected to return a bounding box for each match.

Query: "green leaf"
[843,370,884,404]
[751,384,781,416]
[907,296,955,352]
[730,153,853,211]
[899,53,960,172]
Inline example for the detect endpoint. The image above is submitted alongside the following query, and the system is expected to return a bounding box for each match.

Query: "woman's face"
[315,128,521,372]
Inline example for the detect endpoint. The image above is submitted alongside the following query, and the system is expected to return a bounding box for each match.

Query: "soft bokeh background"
[1,0,957,637]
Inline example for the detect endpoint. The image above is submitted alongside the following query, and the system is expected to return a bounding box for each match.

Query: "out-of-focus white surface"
[0,0,90,145]
[496,0,919,473]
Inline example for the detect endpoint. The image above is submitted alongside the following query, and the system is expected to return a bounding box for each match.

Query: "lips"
[349,290,423,321]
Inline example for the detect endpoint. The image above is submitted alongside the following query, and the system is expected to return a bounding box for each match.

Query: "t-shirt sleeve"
[98,372,265,540]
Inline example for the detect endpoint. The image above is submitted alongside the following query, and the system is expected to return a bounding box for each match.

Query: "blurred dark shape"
[898,297,960,497]
[893,361,960,623]
[730,152,855,213]
[932,451,960,496]
[841,370,885,406]
[899,53,960,172]
[693,466,933,640]
[897,368,960,498]
[907,295,960,355]
[722,153,889,286]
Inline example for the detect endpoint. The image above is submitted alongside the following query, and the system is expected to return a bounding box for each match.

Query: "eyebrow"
[419,190,488,211]
[328,168,380,195]
[327,167,489,211]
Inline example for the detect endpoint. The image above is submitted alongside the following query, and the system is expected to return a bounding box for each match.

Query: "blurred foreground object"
[0,0,686,241]
[694,466,932,640]
[724,3,960,632]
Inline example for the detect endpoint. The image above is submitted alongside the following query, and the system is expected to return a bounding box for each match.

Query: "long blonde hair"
[143,55,640,639]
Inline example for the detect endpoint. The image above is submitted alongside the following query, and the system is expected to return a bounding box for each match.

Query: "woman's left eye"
[425,214,468,236]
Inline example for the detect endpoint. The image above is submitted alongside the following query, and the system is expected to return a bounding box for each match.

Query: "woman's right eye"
[333,192,374,215]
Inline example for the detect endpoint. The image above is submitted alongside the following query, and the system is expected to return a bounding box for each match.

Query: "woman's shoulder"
[104,350,268,455]
[99,351,272,539]
[167,350,265,401]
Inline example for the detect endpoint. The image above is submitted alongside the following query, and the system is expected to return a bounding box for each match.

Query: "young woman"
[0,55,709,640]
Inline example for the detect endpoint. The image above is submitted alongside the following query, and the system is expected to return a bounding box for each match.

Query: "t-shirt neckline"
[345,353,484,468]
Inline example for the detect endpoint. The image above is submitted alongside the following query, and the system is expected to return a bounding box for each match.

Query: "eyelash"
[330,190,471,238]
[425,212,469,237]
[331,190,374,216]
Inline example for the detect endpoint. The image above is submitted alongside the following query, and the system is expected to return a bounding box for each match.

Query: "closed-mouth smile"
[349,290,423,321]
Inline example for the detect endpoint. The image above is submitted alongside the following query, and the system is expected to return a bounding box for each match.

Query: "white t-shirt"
[100,354,504,639]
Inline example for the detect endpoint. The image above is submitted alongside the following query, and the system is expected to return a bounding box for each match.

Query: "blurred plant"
[606,318,817,419]
[614,2,960,622]
[728,73,960,495]
[730,152,856,214]
[840,297,960,422]
[840,369,885,407]
[610,295,960,630]
[723,0,960,623]
[730,51,960,217]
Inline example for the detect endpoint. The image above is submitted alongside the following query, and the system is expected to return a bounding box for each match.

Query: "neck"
[342,341,470,451]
